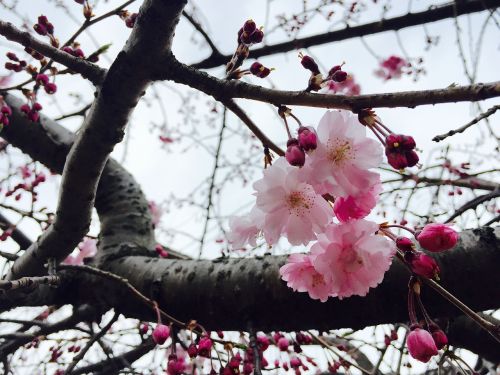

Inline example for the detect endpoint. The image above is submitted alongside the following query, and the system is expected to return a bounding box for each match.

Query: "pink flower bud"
[187,343,198,358]
[430,326,448,350]
[1,105,12,116]
[34,23,48,36]
[277,337,289,351]
[285,139,305,167]
[331,70,347,82]
[297,126,317,151]
[197,336,212,357]
[406,328,438,363]
[44,82,57,94]
[417,223,459,252]
[35,74,49,86]
[407,252,440,279]
[20,104,30,114]
[396,236,414,252]
[33,102,43,111]
[152,324,170,345]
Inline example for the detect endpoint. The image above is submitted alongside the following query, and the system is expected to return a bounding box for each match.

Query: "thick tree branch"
[192,0,500,69]
[4,0,187,279]
[164,58,500,110]
[0,21,106,85]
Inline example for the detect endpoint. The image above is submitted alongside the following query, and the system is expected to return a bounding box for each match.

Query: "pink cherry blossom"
[375,55,408,80]
[311,220,395,299]
[227,207,264,249]
[63,238,97,265]
[305,110,383,197]
[321,75,361,96]
[279,253,333,302]
[254,158,333,246]
[333,179,381,222]
[148,200,162,226]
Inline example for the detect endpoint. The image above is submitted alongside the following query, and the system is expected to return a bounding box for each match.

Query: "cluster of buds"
[237,20,264,45]
[279,106,318,167]
[299,53,348,91]
[249,61,272,78]
[35,73,57,94]
[5,52,27,72]
[49,346,63,362]
[0,102,12,128]
[119,10,138,28]
[20,101,43,122]
[34,16,59,47]
[406,279,448,362]
[67,344,81,353]
[358,108,419,170]
[62,45,85,59]
[396,235,440,279]
[226,20,265,78]
[4,170,46,204]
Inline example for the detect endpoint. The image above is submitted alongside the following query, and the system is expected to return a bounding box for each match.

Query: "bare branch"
[433,104,500,142]
[193,0,500,69]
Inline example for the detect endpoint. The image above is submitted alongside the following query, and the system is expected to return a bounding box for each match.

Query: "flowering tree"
[0,0,499,374]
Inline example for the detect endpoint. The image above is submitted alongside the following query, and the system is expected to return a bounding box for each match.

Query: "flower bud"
[187,343,198,358]
[331,70,347,82]
[243,19,256,33]
[417,223,458,252]
[44,82,57,94]
[297,126,317,151]
[407,252,440,279]
[429,325,448,350]
[250,61,271,78]
[197,336,213,357]
[152,324,170,345]
[300,55,320,75]
[406,327,438,363]
[285,139,305,167]
[250,29,264,44]
[35,74,49,86]
[396,236,414,252]
[1,105,12,116]
[277,337,289,351]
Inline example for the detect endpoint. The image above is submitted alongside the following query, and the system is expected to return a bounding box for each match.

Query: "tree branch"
[0,21,106,85]
[164,58,500,110]
[4,0,187,280]
[192,0,500,69]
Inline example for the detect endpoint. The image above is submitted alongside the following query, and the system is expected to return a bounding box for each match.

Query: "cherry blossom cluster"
[229,110,398,300]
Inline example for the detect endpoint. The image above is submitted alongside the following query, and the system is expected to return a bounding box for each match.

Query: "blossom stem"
[422,277,500,343]
[383,224,416,235]
[407,278,418,326]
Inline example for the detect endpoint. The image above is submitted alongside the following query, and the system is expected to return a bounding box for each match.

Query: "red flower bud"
[297,126,317,151]
[1,105,12,116]
[417,223,458,252]
[331,70,347,82]
[407,252,440,279]
[396,236,414,252]
[243,19,256,33]
[277,337,289,351]
[250,61,271,78]
[250,29,264,44]
[430,326,448,350]
[187,343,198,358]
[197,336,213,357]
[44,82,57,94]
[285,139,306,167]
[35,74,49,86]
[406,327,438,363]
[152,324,170,345]
[300,55,320,75]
